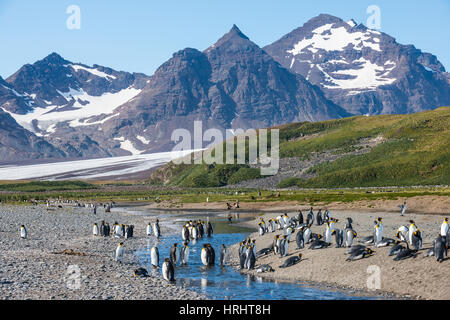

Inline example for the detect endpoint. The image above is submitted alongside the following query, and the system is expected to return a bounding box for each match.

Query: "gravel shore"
[0,204,205,300]
[229,208,450,300]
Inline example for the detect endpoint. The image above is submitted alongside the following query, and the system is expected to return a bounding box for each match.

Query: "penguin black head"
[377,217,383,221]
[444,218,448,222]
[409,220,415,224]
[298,253,303,258]
[173,243,178,247]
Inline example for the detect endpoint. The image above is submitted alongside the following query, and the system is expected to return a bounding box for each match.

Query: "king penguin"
[150,246,159,269]
[170,243,179,265]
[146,223,152,236]
[153,219,161,238]
[92,223,99,236]
[115,242,124,263]
[201,244,210,266]
[180,241,190,265]
[162,258,175,282]
[433,234,447,262]
[20,225,27,239]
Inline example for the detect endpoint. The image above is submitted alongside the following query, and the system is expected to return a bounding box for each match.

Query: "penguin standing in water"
[239,244,247,269]
[162,258,175,282]
[182,224,190,241]
[93,223,99,236]
[198,220,205,238]
[201,244,210,266]
[207,244,215,266]
[115,243,124,263]
[150,246,159,269]
[20,225,27,239]
[170,243,179,265]
[180,241,190,266]
[245,245,256,270]
[219,244,227,266]
[206,222,214,237]
[153,219,161,238]
[146,223,152,236]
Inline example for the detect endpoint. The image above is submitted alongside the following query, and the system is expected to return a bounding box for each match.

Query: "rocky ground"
[228,208,450,300]
[0,204,205,300]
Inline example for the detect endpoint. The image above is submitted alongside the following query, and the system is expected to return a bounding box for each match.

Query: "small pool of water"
[134,211,379,300]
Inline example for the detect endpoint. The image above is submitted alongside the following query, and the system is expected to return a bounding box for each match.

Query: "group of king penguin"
[249,209,450,272]
[107,218,227,282]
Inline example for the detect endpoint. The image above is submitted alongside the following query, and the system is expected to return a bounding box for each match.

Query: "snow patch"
[287,25,381,56]
[71,64,117,80]
[136,135,150,145]
[7,87,141,133]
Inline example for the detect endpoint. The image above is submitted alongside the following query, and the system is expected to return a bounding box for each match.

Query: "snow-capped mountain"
[99,25,349,153]
[264,14,450,115]
[0,17,449,164]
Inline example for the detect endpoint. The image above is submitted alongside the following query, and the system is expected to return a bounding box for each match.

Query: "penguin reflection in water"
[219,244,228,266]
[162,258,175,282]
[170,243,179,265]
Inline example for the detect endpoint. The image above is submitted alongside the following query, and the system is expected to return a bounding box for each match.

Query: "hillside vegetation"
[148,107,450,188]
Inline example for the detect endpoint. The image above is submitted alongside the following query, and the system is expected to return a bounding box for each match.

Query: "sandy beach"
[0,204,205,300]
[228,208,450,300]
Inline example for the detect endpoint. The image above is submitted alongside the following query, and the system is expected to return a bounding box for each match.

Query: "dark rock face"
[0,109,64,163]
[106,25,348,152]
[264,14,450,115]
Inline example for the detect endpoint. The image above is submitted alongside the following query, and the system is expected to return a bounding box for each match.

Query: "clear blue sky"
[0,0,449,78]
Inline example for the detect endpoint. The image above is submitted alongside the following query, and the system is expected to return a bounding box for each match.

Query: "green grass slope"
[149,107,450,188]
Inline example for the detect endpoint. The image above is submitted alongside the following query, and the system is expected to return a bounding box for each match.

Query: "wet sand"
[228,208,450,300]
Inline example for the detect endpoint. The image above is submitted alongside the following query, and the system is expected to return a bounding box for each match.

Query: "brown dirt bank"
[145,195,449,215]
